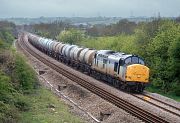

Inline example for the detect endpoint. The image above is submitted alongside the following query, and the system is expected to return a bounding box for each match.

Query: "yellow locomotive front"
[125,64,149,83]
[118,56,150,92]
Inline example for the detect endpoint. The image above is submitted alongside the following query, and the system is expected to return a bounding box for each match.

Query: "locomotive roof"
[112,52,126,56]
[97,50,115,54]
[121,54,139,59]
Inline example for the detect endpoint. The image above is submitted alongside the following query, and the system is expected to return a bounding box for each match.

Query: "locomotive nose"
[125,64,149,83]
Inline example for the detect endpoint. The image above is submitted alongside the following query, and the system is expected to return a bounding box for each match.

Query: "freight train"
[27,33,149,93]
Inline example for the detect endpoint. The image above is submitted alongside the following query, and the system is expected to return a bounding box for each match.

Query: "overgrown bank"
[0,50,38,122]
[0,51,83,122]
[0,23,35,122]
[0,21,83,123]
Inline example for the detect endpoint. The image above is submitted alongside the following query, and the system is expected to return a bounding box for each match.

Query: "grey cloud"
[0,0,180,18]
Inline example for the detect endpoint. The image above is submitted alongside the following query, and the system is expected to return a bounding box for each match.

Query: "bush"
[0,71,20,123]
[0,21,38,122]
[174,87,180,96]
[146,20,180,93]
[15,96,30,111]
[0,39,4,48]
[171,82,180,96]
[0,29,15,48]
[0,101,20,123]
[12,54,38,93]
[56,29,84,44]
[0,71,15,103]
[0,52,38,122]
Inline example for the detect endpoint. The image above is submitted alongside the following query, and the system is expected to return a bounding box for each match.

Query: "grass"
[19,87,84,123]
[146,87,180,102]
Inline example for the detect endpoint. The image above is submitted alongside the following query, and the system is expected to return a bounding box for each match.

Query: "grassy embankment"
[20,87,83,123]
[0,50,83,123]
[0,28,83,122]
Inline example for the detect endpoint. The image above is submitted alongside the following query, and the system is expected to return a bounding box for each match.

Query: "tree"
[29,21,72,39]
[146,20,180,94]
[0,39,4,48]
[168,36,180,95]
[56,29,84,44]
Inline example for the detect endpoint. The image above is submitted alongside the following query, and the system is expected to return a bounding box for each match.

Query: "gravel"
[144,91,180,109]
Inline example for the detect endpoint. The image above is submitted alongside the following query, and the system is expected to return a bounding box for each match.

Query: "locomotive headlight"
[125,76,131,79]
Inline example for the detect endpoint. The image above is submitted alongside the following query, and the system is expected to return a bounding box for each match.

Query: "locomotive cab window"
[132,57,139,64]
[139,59,145,65]
[119,59,124,66]
[103,64,105,68]
[125,57,145,65]
[114,62,118,72]
[125,57,131,65]
[103,59,107,64]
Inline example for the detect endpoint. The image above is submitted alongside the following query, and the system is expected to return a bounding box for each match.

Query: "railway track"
[18,34,171,123]
[132,94,180,117]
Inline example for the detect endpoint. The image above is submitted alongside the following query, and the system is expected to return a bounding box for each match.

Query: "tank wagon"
[27,33,149,92]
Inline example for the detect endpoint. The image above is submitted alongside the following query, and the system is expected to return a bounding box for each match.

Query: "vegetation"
[24,21,72,39]
[0,21,83,122]
[146,20,180,95]
[0,51,83,122]
[56,28,84,44]
[0,34,38,122]
[20,88,83,123]
[86,19,137,36]
[0,21,16,48]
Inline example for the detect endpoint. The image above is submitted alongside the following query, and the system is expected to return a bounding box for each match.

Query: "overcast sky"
[0,0,180,18]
